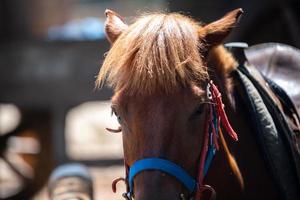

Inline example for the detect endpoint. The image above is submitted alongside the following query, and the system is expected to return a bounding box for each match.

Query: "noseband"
[112,81,238,200]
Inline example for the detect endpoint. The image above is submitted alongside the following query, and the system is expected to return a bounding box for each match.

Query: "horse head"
[97,8,243,200]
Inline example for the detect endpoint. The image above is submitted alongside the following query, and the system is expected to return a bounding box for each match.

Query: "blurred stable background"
[0,0,299,199]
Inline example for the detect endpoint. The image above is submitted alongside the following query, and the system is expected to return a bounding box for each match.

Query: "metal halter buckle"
[122,192,133,200]
[206,83,212,100]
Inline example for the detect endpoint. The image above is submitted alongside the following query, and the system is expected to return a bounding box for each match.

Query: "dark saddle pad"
[245,43,300,113]
[229,43,300,200]
[245,43,300,149]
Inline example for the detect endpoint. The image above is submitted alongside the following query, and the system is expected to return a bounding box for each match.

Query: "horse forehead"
[130,94,199,117]
[112,86,204,116]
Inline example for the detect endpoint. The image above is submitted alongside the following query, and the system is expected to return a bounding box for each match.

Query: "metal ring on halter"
[200,184,216,200]
[122,192,133,200]
[206,83,212,100]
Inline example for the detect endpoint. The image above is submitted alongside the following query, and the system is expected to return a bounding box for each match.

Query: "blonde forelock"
[96,12,209,95]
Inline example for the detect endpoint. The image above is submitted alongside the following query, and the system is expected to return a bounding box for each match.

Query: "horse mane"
[208,46,238,96]
[96,12,237,95]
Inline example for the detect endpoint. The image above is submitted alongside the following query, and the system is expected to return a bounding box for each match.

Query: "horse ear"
[200,8,243,47]
[104,9,128,44]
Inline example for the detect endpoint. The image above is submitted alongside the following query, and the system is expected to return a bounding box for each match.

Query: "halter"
[112,81,238,200]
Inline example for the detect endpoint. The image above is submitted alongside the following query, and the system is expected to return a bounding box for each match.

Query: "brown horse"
[97,9,281,200]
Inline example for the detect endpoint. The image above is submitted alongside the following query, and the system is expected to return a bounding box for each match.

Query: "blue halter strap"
[128,158,197,194]
[204,105,218,175]
[123,84,226,199]
[127,106,219,196]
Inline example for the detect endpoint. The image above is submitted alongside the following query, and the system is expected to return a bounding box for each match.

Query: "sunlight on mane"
[96,12,209,95]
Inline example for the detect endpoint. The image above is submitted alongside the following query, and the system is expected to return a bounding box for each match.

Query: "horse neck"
[205,46,280,199]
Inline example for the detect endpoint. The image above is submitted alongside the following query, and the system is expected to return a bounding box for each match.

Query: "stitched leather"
[245,43,300,113]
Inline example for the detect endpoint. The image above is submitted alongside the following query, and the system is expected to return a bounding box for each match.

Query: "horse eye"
[193,104,205,116]
[195,104,204,115]
[117,116,122,124]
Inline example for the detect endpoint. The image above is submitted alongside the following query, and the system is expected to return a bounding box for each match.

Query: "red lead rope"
[210,82,238,141]
[195,81,238,200]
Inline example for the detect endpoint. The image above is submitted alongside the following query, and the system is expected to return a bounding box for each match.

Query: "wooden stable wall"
[0,41,112,108]
[0,40,113,163]
[0,0,70,40]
